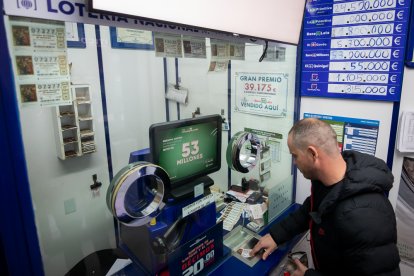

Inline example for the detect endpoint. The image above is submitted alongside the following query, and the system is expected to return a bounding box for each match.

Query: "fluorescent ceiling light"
[90,0,306,45]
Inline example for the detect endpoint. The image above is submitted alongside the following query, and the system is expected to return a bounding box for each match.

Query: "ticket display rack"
[53,84,96,160]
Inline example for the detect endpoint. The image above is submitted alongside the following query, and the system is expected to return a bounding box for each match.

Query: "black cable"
[259,40,269,62]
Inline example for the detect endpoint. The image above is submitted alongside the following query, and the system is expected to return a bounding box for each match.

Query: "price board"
[301,0,411,101]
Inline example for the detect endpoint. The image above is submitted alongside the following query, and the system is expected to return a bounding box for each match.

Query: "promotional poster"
[168,222,223,276]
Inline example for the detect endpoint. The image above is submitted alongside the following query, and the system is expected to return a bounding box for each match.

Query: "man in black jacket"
[251,118,400,276]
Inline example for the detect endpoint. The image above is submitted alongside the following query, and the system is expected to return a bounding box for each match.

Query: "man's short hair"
[289,118,338,155]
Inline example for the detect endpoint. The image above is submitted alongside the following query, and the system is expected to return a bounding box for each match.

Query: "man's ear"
[307,146,318,160]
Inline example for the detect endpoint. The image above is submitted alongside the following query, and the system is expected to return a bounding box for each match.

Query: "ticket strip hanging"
[106,161,170,226]
[301,0,412,101]
[226,131,261,173]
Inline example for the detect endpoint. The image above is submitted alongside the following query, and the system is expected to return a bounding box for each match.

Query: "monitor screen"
[149,115,222,189]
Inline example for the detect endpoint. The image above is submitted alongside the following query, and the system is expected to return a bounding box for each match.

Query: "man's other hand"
[291,258,308,276]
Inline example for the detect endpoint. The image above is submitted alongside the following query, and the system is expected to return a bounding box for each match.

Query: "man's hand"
[249,234,277,260]
[291,258,308,276]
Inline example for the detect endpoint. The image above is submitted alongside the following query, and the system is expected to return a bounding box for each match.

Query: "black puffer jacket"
[269,150,400,276]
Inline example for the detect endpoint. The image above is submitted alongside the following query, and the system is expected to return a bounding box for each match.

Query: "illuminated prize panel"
[301,0,411,101]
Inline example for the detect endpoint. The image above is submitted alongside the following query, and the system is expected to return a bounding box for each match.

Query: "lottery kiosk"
[107,115,224,274]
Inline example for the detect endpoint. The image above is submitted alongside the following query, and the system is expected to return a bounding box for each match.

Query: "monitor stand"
[170,175,214,200]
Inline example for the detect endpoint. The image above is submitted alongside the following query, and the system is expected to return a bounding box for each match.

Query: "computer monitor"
[149,114,222,198]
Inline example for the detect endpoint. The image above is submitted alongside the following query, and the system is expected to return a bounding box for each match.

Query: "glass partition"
[5,16,298,275]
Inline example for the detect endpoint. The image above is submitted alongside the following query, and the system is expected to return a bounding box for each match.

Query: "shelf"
[61,125,77,131]
[59,111,75,117]
[80,129,94,137]
[77,100,92,104]
[78,116,93,121]
[64,150,78,158]
[63,137,78,145]
[53,84,96,160]
[81,136,94,142]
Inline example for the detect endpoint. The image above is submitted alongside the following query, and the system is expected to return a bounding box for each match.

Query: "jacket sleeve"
[269,197,311,245]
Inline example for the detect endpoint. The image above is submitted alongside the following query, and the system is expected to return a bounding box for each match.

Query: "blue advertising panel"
[168,221,224,276]
[301,0,412,101]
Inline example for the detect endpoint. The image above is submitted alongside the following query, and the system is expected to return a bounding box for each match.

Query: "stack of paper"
[397,111,414,153]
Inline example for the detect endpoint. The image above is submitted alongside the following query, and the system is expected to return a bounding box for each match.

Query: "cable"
[259,40,269,62]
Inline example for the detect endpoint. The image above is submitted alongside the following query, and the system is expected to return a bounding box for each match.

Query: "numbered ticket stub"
[241,249,252,258]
